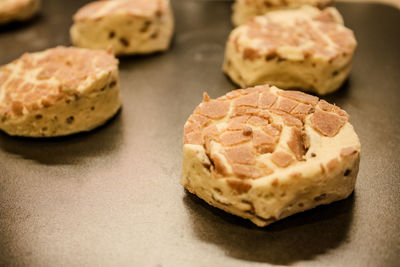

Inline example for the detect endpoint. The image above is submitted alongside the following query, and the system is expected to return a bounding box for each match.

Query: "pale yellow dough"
[70,0,174,56]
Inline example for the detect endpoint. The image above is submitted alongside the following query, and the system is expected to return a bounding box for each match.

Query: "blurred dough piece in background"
[0,0,41,25]
[224,6,357,95]
[232,0,332,26]
[70,0,174,56]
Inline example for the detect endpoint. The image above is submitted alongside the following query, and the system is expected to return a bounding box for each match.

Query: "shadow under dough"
[323,78,352,103]
[0,110,123,165]
[0,13,43,34]
[184,191,355,265]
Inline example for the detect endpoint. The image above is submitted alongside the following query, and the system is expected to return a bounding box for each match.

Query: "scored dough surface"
[182,85,360,226]
[0,46,121,137]
[224,6,357,95]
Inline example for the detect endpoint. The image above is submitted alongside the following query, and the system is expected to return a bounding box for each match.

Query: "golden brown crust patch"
[188,114,210,127]
[318,100,349,119]
[231,164,261,179]
[278,91,319,106]
[262,124,281,137]
[259,91,278,109]
[272,97,299,113]
[224,145,257,165]
[183,122,202,145]
[287,128,306,161]
[291,103,314,120]
[252,130,275,148]
[196,100,230,119]
[281,113,303,128]
[271,151,294,168]
[310,109,347,137]
[221,130,251,146]
[227,179,252,194]
[211,153,230,176]
[234,92,259,107]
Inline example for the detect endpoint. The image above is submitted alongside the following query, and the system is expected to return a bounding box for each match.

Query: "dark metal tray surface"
[0,0,399,266]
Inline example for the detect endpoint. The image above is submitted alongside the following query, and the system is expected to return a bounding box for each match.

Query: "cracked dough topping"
[232,6,357,61]
[0,46,118,117]
[184,85,349,179]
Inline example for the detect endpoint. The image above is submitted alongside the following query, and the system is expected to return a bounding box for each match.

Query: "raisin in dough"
[70,0,174,56]
[182,85,360,227]
[0,0,40,25]
[232,0,332,26]
[0,46,121,137]
[224,6,357,95]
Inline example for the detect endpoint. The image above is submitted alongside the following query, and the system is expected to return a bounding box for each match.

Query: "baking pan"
[0,0,399,266]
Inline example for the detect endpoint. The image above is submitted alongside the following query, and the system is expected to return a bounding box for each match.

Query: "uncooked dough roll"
[224,6,357,95]
[0,46,121,137]
[182,85,360,227]
[70,0,174,56]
